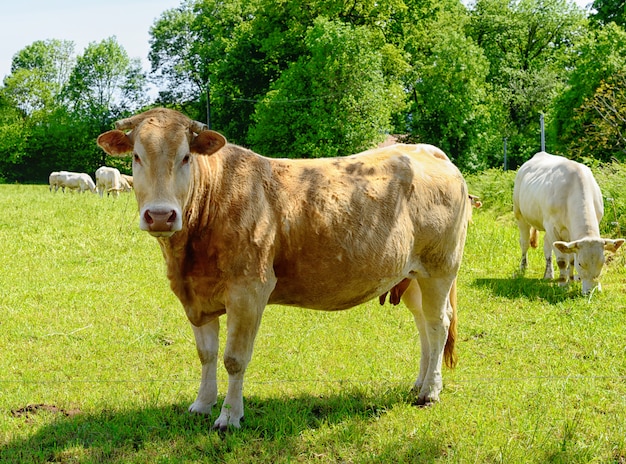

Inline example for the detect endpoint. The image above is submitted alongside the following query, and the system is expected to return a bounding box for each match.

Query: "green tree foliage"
[2,39,74,118]
[248,17,404,158]
[65,37,148,128]
[551,22,626,157]
[573,72,626,160]
[467,0,586,166]
[204,0,315,142]
[5,0,626,182]
[0,37,147,182]
[0,96,27,182]
[149,0,204,114]
[405,10,492,169]
[149,0,260,127]
[591,0,626,26]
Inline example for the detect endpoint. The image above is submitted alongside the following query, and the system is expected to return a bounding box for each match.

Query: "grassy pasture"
[0,178,625,463]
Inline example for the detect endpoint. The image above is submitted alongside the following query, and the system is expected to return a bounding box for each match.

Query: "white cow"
[119,175,132,192]
[121,174,133,189]
[513,151,624,294]
[49,171,63,192]
[50,171,96,193]
[95,166,123,197]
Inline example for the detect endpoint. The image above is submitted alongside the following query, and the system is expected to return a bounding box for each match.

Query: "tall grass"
[0,179,625,463]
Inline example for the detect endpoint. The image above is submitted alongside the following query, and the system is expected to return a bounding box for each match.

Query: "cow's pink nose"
[144,209,177,231]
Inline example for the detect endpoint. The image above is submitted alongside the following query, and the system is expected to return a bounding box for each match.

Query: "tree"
[149,0,202,113]
[0,37,147,181]
[573,72,626,160]
[467,0,586,165]
[405,10,492,169]
[248,17,404,158]
[0,95,28,182]
[148,0,260,128]
[64,37,148,129]
[551,22,626,156]
[1,39,75,117]
[591,0,626,26]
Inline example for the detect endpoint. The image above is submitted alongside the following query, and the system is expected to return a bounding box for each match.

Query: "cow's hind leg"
[189,318,220,415]
[517,220,532,273]
[402,277,454,405]
[402,281,428,392]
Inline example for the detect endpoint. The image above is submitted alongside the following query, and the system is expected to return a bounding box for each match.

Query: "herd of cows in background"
[40,107,624,430]
[48,166,133,197]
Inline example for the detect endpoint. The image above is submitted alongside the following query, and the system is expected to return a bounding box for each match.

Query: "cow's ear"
[97,130,133,155]
[554,241,577,254]
[191,130,226,156]
[604,238,625,253]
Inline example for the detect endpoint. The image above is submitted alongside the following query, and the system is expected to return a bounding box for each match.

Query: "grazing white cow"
[513,151,624,294]
[50,171,96,193]
[49,171,63,192]
[121,174,133,191]
[95,166,123,197]
[97,108,471,430]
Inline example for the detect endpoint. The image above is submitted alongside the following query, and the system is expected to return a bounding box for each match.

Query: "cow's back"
[513,152,603,234]
[184,143,470,311]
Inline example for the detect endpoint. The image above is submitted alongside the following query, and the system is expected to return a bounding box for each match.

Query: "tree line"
[1,0,625,183]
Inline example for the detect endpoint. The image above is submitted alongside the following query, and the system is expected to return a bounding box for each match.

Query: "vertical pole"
[503,137,508,170]
[539,113,546,151]
[206,78,211,129]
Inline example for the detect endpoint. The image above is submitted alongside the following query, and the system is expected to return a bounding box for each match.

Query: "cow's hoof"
[414,396,437,407]
[213,415,244,431]
[188,401,214,415]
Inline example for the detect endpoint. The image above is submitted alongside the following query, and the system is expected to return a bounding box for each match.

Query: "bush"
[465,168,516,219]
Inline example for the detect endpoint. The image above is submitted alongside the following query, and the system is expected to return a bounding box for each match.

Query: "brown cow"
[97,108,471,430]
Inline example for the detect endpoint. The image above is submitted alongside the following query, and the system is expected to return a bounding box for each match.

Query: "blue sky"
[0,0,182,81]
[2,0,594,84]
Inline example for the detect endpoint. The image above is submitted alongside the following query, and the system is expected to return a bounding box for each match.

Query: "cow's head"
[554,238,625,294]
[97,108,226,237]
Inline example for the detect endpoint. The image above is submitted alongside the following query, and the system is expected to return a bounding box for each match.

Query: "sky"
[0,0,183,82]
[1,0,595,85]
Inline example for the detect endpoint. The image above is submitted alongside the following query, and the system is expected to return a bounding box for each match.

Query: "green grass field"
[0,181,625,463]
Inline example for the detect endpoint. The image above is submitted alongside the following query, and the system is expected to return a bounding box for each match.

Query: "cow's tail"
[530,227,539,248]
[444,279,458,369]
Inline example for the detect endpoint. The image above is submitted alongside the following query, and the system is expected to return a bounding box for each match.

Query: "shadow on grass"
[472,275,580,304]
[1,387,447,463]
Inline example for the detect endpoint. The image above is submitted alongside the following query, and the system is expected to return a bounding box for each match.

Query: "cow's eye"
[133,153,141,165]
[182,154,191,165]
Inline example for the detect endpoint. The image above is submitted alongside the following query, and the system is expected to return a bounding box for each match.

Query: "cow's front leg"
[568,255,576,282]
[214,283,273,430]
[554,248,571,286]
[189,318,220,415]
[543,237,554,280]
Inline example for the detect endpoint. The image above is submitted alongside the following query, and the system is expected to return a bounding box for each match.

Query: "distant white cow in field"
[513,151,624,294]
[119,175,132,192]
[49,171,63,192]
[49,171,96,193]
[121,174,133,190]
[95,166,123,197]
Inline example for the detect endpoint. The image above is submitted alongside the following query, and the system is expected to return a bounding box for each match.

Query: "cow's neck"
[567,190,601,239]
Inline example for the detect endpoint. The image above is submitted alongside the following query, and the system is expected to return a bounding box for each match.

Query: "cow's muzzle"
[141,208,180,237]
